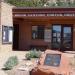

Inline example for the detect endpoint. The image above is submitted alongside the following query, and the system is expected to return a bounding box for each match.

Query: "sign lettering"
[14,13,75,17]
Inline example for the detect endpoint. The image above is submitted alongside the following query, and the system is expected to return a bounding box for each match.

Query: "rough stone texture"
[31,50,75,75]
[1,2,13,26]
[0,51,28,75]
[0,50,75,75]
[0,2,1,50]
[0,2,13,52]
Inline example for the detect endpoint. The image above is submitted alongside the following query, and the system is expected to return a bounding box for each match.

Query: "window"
[2,26,13,44]
[44,54,61,67]
[52,25,61,49]
[52,24,72,51]
[32,25,44,39]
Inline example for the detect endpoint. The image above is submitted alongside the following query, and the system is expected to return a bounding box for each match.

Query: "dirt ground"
[0,51,28,75]
[0,50,75,75]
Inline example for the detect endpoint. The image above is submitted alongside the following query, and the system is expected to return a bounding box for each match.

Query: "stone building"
[0,1,13,52]
[1,1,75,52]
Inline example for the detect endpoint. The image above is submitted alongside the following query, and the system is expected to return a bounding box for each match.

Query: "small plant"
[25,49,41,60]
[4,56,18,70]
[25,53,31,60]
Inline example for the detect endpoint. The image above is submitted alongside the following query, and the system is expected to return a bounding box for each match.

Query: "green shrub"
[4,56,18,70]
[25,49,41,60]
[25,53,31,60]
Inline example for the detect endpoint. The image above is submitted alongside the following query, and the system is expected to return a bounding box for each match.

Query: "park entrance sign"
[31,50,71,75]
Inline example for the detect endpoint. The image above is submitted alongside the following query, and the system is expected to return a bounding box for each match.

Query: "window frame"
[32,25,45,40]
[51,24,73,51]
[2,25,13,44]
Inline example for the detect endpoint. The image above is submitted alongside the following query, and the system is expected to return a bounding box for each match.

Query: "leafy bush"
[4,56,18,70]
[25,53,31,60]
[25,49,41,60]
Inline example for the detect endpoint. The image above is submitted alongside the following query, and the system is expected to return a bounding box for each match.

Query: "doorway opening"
[13,24,19,50]
[52,24,73,51]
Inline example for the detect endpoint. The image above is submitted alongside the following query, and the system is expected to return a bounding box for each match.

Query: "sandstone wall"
[0,2,13,52]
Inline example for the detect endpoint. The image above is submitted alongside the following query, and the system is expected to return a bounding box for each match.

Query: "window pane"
[53,26,61,33]
[2,26,13,44]
[53,33,56,37]
[53,26,61,38]
[32,26,37,31]
[2,26,8,43]
[32,25,44,39]
[63,27,71,38]
[32,26,38,39]
[8,27,13,42]
[38,26,44,39]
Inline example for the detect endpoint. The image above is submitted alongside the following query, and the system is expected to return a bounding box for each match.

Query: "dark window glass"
[52,25,61,49]
[44,54,61,67]
[32,25,44,39]
[2,26,13,44]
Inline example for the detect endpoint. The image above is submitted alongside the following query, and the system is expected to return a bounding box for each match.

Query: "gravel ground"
[0,50,75,75]
[0,51,28,75]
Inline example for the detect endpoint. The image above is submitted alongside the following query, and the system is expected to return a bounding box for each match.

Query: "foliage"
[4,56,18,70]
[56,0,63,6]
[25,53,31,60]
[5,0,49,7]
[25,49,42,60]
[30,49,42,58]
[5,0,75,7]
[55,0,75,7]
